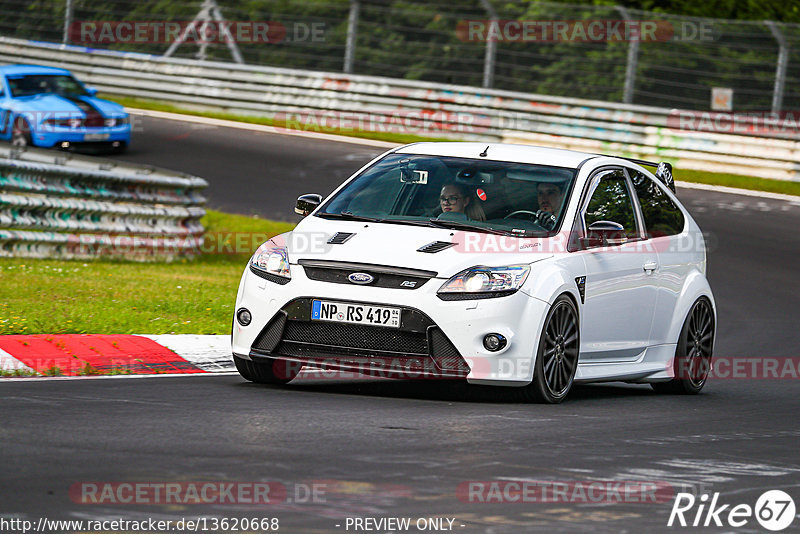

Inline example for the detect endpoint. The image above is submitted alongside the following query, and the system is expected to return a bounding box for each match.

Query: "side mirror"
[85,86,98,97]
[295,193,322,216]
[581,220,626,248]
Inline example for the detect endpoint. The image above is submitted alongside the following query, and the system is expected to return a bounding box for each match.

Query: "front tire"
[652,297,714,394]
[233,355,301,385]
[516,295,580,403]
[110,141,128,154]
[11,117,32,148]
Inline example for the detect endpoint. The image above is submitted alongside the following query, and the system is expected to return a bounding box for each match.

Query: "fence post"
[479,0,497,88]
[164,0,244,64]
[62,0,73,45]
[615,5,639,104]
[765,21,789,113]
[344,0,359,73]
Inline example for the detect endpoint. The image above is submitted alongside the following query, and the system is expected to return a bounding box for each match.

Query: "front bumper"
[232,261,551,385]
[32,126,131,148]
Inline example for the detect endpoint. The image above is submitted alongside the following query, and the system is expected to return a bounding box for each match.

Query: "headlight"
[44,118,83,128]
[104,116,128,127]
[438,265,530,298]
[250,244,291,281]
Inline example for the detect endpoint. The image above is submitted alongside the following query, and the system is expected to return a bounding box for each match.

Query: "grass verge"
[0,210,294,335]
[108,94,452,145]
[677,169,800,197]
[108,93,800,197]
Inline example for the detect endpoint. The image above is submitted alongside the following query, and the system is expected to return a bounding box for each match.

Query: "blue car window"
[7,75,88,98]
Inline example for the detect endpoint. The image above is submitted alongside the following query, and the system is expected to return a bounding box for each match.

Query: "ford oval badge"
[348,272,374,285]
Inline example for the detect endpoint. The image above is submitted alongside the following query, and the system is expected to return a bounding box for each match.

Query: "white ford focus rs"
[232,142,715,403]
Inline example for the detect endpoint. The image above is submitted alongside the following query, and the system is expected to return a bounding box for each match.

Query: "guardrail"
[0,37,798,182]
[0,145,207,260]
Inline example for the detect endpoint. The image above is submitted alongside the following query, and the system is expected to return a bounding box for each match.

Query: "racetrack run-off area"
[0,334,233,376]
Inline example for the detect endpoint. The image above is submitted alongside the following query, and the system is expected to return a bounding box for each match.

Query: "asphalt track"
[3,116,800,533]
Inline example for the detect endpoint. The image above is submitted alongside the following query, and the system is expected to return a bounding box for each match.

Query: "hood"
[280,216,555,278]
[13,94,125,118]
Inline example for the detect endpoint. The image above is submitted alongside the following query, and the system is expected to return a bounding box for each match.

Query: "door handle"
[643,261,658,273]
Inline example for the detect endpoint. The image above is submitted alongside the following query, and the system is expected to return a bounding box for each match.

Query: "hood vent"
[417,241,456,253]
[327,232,355,244]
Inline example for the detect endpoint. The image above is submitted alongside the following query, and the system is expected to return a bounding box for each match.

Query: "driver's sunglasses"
[440,195,462,204]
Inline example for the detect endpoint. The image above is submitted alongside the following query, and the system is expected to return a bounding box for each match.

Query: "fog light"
[61,142,70,148]
[236,308,252,326]
[483,333,507,352]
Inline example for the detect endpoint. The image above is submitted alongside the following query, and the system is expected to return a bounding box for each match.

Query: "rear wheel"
[652,298,714,394]
[11,117,32,148]
[233,355,301,385]
[514,295,580,403]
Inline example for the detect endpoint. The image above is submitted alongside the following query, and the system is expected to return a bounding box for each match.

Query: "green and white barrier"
[0,146,207,260]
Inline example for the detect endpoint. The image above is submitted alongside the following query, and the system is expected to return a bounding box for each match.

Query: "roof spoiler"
[618,157,676,193]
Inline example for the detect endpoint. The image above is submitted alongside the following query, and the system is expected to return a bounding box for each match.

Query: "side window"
[584,169,638,239]
[630,170,685,237]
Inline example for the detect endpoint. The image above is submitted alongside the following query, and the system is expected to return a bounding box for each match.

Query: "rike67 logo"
[668,490,795,531]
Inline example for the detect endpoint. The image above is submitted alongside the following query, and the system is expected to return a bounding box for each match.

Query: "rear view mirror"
[400,168,429,183]
[295,193,322,216]
[85,86,98,97]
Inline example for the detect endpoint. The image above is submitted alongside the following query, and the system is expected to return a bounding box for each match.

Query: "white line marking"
[676,181,800,202]
[0,348,33,373]
[128,108,399,148]
[141,334,235,372]
[1,372,241,382]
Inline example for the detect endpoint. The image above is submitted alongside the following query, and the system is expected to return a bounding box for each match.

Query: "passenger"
[439,183,486,221]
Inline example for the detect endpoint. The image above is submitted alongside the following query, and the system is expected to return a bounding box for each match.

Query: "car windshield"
[318,153,576,236]
[7,74,89,98]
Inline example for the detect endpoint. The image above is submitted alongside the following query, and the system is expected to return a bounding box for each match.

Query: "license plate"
[311,300,400,328]
[84,133,109,141]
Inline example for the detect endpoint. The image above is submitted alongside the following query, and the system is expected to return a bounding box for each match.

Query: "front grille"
[84,116,104,127]
[249,298,470,377]
[281,321,428,355]
[299,260,436,290]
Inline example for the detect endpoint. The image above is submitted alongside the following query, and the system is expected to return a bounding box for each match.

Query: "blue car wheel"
[11,117,32,148]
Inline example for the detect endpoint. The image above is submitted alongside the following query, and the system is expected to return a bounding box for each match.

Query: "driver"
[534,181,565,229]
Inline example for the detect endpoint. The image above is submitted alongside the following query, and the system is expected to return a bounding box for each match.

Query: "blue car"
[0,64,131,153]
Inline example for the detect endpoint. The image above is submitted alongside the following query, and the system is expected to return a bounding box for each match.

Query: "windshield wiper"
[318,212,444,229]
[428,218,511,235]
[317,211,384,222]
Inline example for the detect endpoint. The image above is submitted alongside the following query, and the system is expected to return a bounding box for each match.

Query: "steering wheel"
[504,210,538,220]
[505,209,556,230]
